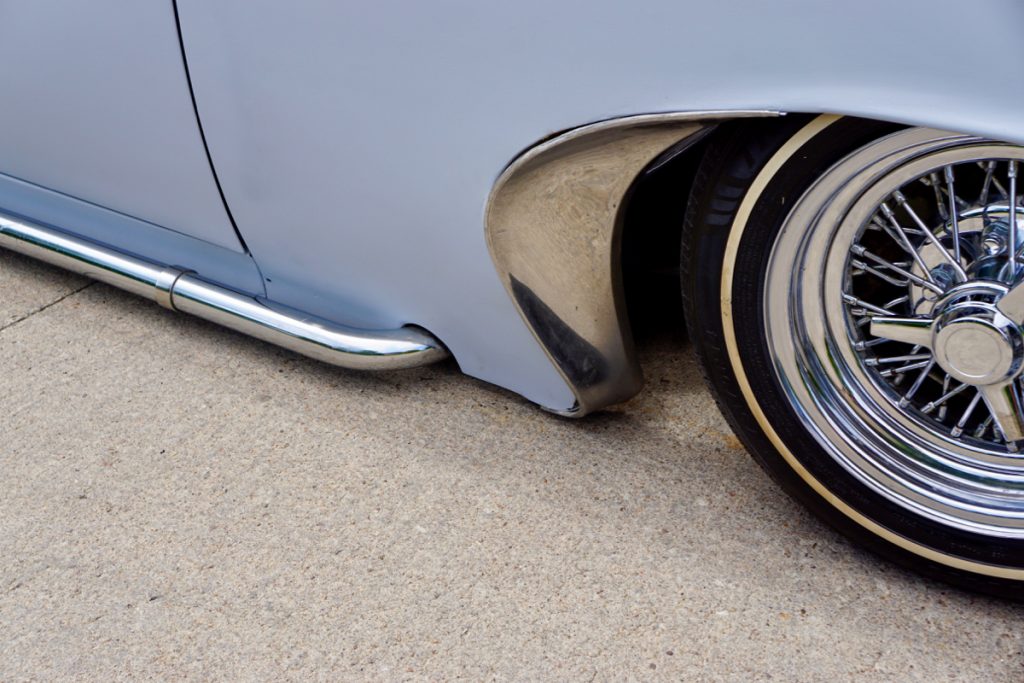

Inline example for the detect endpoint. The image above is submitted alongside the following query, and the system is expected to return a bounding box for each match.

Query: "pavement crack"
[0,281,94,335]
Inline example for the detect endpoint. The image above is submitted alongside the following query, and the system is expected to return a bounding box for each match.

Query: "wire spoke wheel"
[683,116,1024,595]
[766,129,1024,538]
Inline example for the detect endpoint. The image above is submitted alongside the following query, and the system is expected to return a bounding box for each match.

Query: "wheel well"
[486,110,784,414]
[620,115,814,340]
[620,127,709,339]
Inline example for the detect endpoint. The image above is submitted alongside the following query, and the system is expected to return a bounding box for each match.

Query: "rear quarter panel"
[176,0,1024,411]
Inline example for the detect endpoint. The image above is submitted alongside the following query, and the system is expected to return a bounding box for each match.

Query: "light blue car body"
[2,0,1022,412]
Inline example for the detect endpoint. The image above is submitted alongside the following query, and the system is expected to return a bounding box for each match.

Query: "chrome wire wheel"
[766,127,1024,539]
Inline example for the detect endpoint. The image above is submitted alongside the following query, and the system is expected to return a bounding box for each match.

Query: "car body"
[4,1,1024,595]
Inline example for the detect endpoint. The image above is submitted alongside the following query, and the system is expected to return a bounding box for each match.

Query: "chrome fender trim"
[485,110,781,416]
[0,210,447,370]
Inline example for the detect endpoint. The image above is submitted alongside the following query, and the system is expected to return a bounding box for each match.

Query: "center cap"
[932,304,1023,385]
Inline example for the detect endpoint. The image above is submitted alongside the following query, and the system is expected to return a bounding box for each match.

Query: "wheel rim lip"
[765,128,1024,538]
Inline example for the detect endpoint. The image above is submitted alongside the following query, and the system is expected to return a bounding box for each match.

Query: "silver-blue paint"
[3,1,1023,412]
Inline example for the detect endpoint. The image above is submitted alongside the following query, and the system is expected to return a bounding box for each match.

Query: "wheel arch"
[485,110,787,415]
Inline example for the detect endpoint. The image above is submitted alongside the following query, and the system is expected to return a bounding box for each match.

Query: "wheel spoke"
[980,160,996,205]
[883,295,910,310]
[1009,161,1018,276]
[854,337,894,350]
[876,203,937,280]
[851,259,913,287]
[922,381,970,415]
[879,359,932,378]
[979,160,1008,203]
[950,390,982,437]
[937,374,953,421]
[943,165,962,263]
[864,353,931,366]
[891,191,968,281]
[900,358,936,406]
[974,414,995,440]
[926,172,948,222]
[851,246,943,293]
[845,294,899,316]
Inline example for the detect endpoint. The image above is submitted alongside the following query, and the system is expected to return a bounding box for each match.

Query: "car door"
[0,2,243,254]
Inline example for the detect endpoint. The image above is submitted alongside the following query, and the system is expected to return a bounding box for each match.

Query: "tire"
[682,114,1024,598]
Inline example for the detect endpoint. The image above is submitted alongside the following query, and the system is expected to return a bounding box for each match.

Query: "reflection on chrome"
[0,210,447,371]
[486,110,779,415]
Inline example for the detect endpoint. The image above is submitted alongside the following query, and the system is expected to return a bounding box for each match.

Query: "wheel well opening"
[619,114,818,345]
[620,129,710,343]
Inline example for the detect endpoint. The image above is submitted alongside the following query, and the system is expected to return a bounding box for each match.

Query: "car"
[2,1,1023,598]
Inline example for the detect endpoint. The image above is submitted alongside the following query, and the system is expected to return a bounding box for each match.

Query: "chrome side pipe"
[0,210,448,370]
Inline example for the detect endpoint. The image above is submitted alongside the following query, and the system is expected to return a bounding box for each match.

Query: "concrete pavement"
[1,250,1022,680]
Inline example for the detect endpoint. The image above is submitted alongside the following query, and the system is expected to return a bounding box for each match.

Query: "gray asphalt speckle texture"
[1,250,1022,680]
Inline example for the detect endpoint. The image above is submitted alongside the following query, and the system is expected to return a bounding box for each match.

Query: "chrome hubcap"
[764,128,1024,537]
[933,304,1019,385]
[870,281,1024,443]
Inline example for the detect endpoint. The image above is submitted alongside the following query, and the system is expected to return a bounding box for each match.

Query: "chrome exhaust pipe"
[0,210,448,370]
